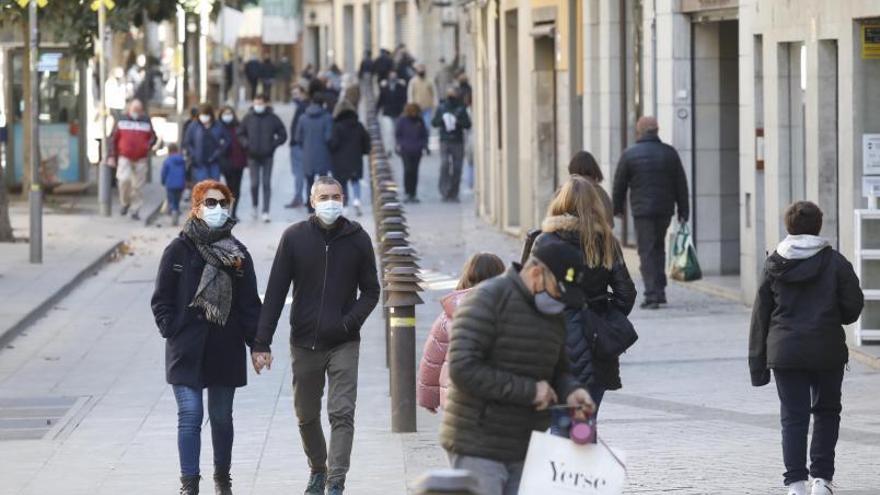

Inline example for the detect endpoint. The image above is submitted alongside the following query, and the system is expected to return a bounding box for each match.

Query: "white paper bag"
[442,112,458,132]
[518,431,626,495]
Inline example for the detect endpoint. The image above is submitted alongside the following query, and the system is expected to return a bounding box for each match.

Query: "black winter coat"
[255,217,381,352]
[377,81,407,119]
[431,99,472,143]
[289,99,307,147]
[534,215,637,390]
[238,107,288,159]
[329,110,371,181]
[441,266,580,463]
[151,234,262,388]
[749,247,863,386]
[395,115,428,155]
[612,133,689,220]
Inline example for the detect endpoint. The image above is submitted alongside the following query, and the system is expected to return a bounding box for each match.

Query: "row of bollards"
[362,82,424,434]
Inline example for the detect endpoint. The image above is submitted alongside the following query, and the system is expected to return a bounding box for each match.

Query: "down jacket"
[749,236,863,386]
[535,214,637,390]
[417,289,471,411]
[238,106,287,159]
[440,266,580,463]
[612,132,689,220]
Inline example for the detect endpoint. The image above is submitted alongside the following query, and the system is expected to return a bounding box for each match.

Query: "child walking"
[161,143,187,226]
[749,201,864,495]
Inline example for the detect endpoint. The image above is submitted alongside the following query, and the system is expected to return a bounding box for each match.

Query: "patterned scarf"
[182,217,243,326]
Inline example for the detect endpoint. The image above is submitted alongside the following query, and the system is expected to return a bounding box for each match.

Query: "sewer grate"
[0,396,90,441]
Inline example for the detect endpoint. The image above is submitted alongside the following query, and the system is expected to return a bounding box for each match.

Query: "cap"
[531,237,586,308]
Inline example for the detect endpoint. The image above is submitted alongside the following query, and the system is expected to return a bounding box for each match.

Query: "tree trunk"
[21,19,32,199]
[0,151,14,242]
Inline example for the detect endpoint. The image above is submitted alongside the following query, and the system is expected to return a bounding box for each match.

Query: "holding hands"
[251,351,273,374]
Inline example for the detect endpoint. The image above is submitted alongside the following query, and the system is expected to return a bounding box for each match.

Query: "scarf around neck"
[182,217,243,326]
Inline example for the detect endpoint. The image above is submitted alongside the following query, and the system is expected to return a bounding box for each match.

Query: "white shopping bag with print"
[519,431,626,495]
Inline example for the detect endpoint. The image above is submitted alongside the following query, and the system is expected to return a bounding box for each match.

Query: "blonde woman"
[532,175,636,418]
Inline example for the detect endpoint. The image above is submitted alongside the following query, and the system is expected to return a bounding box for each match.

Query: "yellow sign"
[17,0,49,7]
[565,267,575,282]
[863,23,880,60]
[90,0,115,11]
[389,317,416,328]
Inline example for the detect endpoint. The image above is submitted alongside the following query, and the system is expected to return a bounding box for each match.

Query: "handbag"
[583,295,638,360]
[668,222,703,282]
[520,430,627,494]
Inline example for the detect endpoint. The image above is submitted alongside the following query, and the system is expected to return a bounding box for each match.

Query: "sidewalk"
[0,162,165,347]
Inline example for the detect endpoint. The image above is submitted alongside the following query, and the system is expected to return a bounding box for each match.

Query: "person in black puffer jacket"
[531,176,636,416]
[612,116,689,309]
[749,201,862,494]
[329,100,371,214]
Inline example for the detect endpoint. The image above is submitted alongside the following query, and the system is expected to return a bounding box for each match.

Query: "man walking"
[238,94,287,222]
[286,85,309,209]
[442,238,596,495]
[376,71,407,156]
[432,88,471,202]
[107,98,156,220]
[612,116,689,309]
[253,176,380,495]
[408,64,437,135]
[295,92,335,213]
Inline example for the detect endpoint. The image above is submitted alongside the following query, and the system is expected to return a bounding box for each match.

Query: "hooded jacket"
[431,98,472,143]
[238,106,287,159]
[417,289,471,411]
[183,121,229,169]
[440,266,580,463]
[612,132,690,220]
[295,103,335,176]
[255,216,380,352]
[329,108,371,181]
[534,214,637,390]
[748,235,864,386]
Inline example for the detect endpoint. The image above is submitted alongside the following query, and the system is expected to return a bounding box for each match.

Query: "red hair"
[189,180,234,218]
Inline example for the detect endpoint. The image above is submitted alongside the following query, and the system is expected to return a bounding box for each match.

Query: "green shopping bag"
[668,222,702,282]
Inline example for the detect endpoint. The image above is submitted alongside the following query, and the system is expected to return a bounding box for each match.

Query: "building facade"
[464,0,880,347]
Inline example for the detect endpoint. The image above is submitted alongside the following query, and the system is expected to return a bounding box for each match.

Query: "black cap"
[531,237,587,308]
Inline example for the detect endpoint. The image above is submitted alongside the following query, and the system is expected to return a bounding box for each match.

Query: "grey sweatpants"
[292,341,360,485]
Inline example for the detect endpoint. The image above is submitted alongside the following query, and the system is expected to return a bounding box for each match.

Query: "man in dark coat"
[376,71,407,156]
[253,177,380,495]
[441,239,595,495]
[357,50,373,81]
[244,57,261,99]
[432,88,472,202]
[295,93,335,213]
[612,116,689,309]
[237,94,287,222]
[749,201,863,495]
[372,49,394,85]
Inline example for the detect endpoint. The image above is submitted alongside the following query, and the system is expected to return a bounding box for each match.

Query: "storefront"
[3,46,87,188]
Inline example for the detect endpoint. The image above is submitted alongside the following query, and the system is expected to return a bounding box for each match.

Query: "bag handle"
[598,436,627,472]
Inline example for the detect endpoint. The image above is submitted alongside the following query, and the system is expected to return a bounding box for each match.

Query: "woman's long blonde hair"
[546,176,616,269]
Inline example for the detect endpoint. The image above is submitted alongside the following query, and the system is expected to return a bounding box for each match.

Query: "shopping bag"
[519,431,627,495]
[668,222,702,282]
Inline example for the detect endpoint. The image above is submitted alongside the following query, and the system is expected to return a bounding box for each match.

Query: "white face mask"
[199,114,212,124]
[221,114,234,124]
[130,111,141,120]
[253,104,266,114]
[315,200,343,225]
[200,204,229,229]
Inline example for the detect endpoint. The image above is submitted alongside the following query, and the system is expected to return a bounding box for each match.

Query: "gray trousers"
[292,341,360,484]
[447,452,524,495]
[248,156,274,213]
[634,215,672,303]
[438,141,465,200]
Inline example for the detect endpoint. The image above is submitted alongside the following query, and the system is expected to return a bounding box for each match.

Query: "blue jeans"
[550,384,606,437]
[192,163,221,183]
[172,385,236,477]
[166,188,183,213]
[422,109,433,137]
[290,145,306,203]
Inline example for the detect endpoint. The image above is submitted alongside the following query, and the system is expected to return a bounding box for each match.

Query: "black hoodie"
[255,216,380,352]
[748,244,863,386]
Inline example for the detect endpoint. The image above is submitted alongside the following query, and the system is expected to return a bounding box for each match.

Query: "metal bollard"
[384,267,423,433]
[411,470,480,495]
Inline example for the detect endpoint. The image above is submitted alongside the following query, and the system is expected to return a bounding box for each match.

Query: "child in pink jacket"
[417,253,505,412]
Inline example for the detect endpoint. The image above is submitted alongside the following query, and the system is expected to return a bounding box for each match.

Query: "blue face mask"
[201,205,229,229]
[315,200,343,225]
[534,272,566,315]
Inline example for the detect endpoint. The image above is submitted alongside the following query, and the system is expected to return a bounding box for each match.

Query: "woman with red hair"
[151,180,262,495]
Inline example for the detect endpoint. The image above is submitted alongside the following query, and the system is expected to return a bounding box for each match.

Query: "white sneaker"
[261,212,271,223]
[811,479,833,495]
[787,481,806,495]
[251,210,258,221]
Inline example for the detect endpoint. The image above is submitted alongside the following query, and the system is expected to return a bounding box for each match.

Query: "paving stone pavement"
[0,104,878,494]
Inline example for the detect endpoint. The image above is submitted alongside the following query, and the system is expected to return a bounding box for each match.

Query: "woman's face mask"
[199,114,212,124]
[221,113,234,124]
[200,203,229,228]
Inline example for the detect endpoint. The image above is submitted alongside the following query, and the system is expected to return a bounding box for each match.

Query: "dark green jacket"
[440,266,580,462]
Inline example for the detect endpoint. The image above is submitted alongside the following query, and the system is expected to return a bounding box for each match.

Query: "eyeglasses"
[202,198,230,208]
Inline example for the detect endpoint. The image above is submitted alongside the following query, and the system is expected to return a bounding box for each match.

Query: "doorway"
[504,10,520,230]
[533,32,557,220]
[692,19,740,276]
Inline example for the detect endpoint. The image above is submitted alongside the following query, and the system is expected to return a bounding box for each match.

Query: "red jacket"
[110,114,156,161]
[417,289,471,411]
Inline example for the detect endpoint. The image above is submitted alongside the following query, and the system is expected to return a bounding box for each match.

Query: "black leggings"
[401,152,422,198]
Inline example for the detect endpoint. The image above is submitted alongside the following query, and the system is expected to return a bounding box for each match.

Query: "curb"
[0,240,125,349]
[850,345,880,370]
[144,196,165,227]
